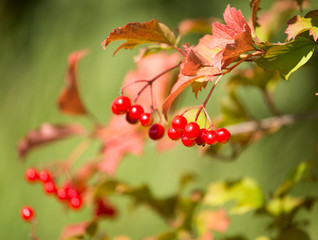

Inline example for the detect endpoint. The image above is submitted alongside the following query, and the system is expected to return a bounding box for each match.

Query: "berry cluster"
[168,115,231,147]
[25,168,83,210]
[111,95,165,140]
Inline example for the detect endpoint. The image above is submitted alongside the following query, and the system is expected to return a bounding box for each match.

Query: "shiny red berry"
[126,112,138,124]
[139,113,153,127]
[111,96,131,114]
[181,135,196,147]
[195,128,207,146]
[25,168,38,183]
[127,104,144,122]
[69,196,82,209]
[215,128,231,143]
[184,122,200,140]
[204,130,217,145]
[172,115,187,131]
[149,123,165,140]
[44,181,57,194]
[57,188,68,201]
[168,126,182,141]
[39,170,51,183]
[21,206,34,222]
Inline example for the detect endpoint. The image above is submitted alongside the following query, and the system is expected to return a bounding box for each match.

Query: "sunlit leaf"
[102,19,176,55]
[266,195,303,216]
[204,177,264,214]
[58,49,88,115]
[255,36,316,80]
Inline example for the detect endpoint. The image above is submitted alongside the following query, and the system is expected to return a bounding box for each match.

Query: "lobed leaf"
[17,123,85,158]
[285,10,318,41]
[58,49,88,115]
[255,36,316,80]
[102,19,176,55]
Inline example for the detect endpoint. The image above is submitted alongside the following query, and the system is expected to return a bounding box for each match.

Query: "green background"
[1,0,318,239]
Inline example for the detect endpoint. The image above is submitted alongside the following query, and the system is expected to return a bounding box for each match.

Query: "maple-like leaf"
[285,10,318,41]
[102,19,176,55]
[98,53,179,175]
[178,18,217,36]
[209,5,257,70]
[58,49,88,115]
[17,123,85,158]
[256,36,316,80]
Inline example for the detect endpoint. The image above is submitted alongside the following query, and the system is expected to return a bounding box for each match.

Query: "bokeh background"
[1,0,318,239]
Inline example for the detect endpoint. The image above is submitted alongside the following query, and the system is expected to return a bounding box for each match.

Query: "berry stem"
[261,88,281,116]
[30,220,40,240]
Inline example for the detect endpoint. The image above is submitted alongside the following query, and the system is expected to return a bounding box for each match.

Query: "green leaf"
[204,177,264,214]
[266,195,303,216]
[255,36,316,80]
[278,227,310,240]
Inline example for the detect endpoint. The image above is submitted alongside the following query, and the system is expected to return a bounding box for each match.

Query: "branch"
[226,111,318,136]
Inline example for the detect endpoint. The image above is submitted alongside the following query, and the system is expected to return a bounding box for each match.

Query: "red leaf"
[58,49,88,115]
[59,221,89,240]
[102,19,176,55]
[207,5,256,70]
[249,0,261,29]
[96,116,145,175]
[17,123,85,158]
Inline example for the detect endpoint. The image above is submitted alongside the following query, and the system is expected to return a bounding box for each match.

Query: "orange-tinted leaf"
[249,0,261,29]
[58,49,88,115]
[102,19,176,55]
[191,80,208,98]
[285,10,318,41]
[59,221,90,240]
[162,67,218,119]
[17,123,85,158]
[178,18,217,36]
[97,116,145,176]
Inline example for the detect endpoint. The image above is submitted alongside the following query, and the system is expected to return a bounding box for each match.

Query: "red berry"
[57,188,68,201]
[21,206,34,222]
[168,126,182,141]
[39,170,51,183]
[44,181,56,194]
[69,196,82,209]
[149,123,165,140]
[111,96,131,114]
[215,128,231,143]
[184,122,200,140]
[172,115,187,131]
[195,128,207,146]
[25,168,38,183]
[127,104,144,122]
[181,135,196,147]
[139,113,153,127]
[125,112,138,124]
[204,130,217,145]
[66,186,79,199]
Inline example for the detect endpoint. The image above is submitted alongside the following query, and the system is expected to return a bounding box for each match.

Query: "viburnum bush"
[18,0,318,239]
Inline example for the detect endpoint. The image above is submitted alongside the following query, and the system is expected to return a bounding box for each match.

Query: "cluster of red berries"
[25,168,83,210]
[20,206,35,222]
[111,95,164,140]
[168,115,231,147]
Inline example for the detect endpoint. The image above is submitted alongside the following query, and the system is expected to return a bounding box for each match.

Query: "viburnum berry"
[44,181,56,194]
[195,128,207,146]
[172,115,187,131]
[39,170,52,183]
[168,126,182,141]
[66,186,79,199]
[181,134,196,147]
[204,130,217,145]
[126,112,138,124]
[215,128,231,143]
[126,104,144,123]
[139,113,153,127]
[69,195,82,209]
[20,206,34,222]
[148,123,164,140]
[57,188,68,201]
[184,122,200,140]
[111,95,131,114]
[25,168,38,183]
